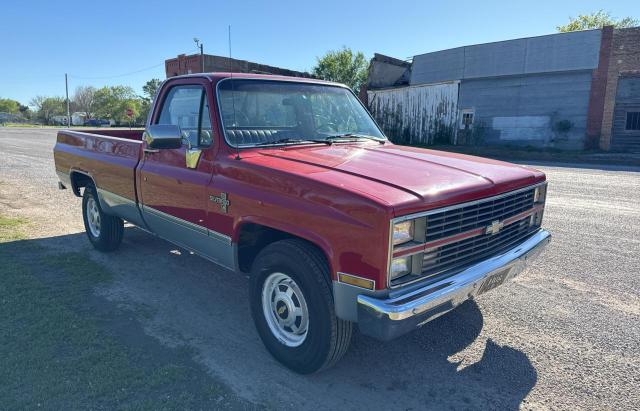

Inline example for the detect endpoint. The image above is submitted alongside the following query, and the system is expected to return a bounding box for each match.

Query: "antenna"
[229,25,241,160]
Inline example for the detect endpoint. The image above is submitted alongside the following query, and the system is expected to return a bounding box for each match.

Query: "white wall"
[368,82,459,145]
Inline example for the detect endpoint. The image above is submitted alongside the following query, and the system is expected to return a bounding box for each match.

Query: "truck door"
[138,79,231,266]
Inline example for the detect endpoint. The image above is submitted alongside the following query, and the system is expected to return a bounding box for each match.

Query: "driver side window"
[157,85,213,147]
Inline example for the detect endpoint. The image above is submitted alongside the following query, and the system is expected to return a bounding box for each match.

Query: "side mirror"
[144,124,182,149]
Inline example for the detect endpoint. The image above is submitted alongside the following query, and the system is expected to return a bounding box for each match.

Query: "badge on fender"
[210,192,230,213]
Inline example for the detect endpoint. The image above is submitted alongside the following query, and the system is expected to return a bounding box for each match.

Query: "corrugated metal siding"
[367,83,459,145]
[458,71,592,149]
[411,29,601,85]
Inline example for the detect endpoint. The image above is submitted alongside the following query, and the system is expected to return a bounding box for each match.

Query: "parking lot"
[1,127,639,410]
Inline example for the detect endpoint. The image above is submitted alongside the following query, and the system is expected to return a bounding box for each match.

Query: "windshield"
[217,79,386,147]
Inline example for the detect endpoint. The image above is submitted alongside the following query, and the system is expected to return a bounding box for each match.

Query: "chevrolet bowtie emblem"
[209,192,230,213]
[485,220,504,235]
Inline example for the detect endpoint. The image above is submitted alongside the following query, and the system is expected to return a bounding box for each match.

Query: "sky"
[0,0,637,105]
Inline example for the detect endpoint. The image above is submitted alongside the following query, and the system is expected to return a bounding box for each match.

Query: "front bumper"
[357,229,551,341]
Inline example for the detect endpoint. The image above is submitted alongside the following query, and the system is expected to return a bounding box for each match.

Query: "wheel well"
[70,172,94,196]
[237,223,329,274]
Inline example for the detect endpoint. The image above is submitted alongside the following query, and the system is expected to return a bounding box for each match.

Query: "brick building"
[366,27,640,151]
[598,27,640,150]
[165,53,310,79]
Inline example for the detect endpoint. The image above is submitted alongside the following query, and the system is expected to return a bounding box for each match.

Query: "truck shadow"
[2,227,537,410]
[339,301,537,410]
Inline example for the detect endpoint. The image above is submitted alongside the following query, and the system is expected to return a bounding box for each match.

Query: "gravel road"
[1,127,639,410]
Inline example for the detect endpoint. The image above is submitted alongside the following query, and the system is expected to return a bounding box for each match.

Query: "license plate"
[478,268,511,295]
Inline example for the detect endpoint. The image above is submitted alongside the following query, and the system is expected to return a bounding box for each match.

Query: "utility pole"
[65,73,71,127]
[194,38,204,72]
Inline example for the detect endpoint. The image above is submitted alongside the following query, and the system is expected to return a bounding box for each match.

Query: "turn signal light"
[338,273,375,290]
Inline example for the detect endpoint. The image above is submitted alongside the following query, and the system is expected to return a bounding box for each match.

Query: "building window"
[460,109,475,129]
[626,112,640,131]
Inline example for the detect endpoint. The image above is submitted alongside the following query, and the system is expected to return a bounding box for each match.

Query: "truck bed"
[54,129,144,202]
[73,128,144,140]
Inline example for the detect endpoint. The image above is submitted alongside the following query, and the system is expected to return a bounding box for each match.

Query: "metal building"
[367,27,640,151]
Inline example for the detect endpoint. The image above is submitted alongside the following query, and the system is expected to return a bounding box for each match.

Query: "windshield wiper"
[254,138,332,146]
[325,133,386,144]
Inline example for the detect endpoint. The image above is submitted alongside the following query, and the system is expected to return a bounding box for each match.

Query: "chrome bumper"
[357,230,551,341]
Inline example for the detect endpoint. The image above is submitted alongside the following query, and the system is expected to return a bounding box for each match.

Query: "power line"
[68,48,200,80]
[68,62,165,80]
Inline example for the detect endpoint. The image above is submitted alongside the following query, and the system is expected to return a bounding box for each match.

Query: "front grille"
[425,187,535,242]
[422,218,536,278]
[390,185,543,288]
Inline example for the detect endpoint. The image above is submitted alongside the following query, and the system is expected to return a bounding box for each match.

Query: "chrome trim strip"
[95,188,147,231]
[134,223,236,271]
[208,227,233,244]
[97,188,136,207]
[142,205,232,244]
[144,206,208,235]
[359,230,551,332]
[140,205,235,270]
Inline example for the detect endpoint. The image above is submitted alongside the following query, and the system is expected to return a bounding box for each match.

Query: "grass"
[0,216,254,409]
[0,215,27,241]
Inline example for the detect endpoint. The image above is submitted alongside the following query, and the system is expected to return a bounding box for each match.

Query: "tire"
[82,184,124,252]
[250,239,352,374]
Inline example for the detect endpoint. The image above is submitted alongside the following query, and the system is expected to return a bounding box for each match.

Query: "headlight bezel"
[387,217,426,284]
[392,220,415,246]
[531,182,548,227]
[390,255,412,280]
[534,182,547,204]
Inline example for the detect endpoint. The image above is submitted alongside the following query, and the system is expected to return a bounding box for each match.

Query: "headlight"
[534,183,547,203]
[390,256,411,280]
[393,220,414,246]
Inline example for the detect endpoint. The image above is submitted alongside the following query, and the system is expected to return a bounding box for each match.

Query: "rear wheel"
[82,185,123,252]
[250,239,352,374]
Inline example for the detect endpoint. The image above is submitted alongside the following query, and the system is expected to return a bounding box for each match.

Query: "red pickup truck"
[54,73,551,373]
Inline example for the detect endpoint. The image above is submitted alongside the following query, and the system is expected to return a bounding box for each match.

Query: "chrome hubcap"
[261,272,309,347]
[86,197,101,237]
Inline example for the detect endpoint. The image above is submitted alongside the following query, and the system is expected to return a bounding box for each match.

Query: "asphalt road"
[1,127,639,410]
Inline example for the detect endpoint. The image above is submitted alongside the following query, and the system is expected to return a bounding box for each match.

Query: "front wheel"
[82,185,124,252]
[250,239,352,374]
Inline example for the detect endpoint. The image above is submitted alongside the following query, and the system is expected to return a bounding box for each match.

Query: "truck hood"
[256,143,545,214]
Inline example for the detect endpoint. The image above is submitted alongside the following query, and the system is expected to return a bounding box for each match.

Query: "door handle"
[143,148,160,154]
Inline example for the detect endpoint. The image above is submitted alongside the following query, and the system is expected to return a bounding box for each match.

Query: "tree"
[312,47,369,94]
[0,98,20,114]
[142,79,162,101]
[29,96,66,124]
[557,10,638,32]
[139,79,162,122]
[73,86,97,119]
[18,103,30,115]
[94,86,142,125]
